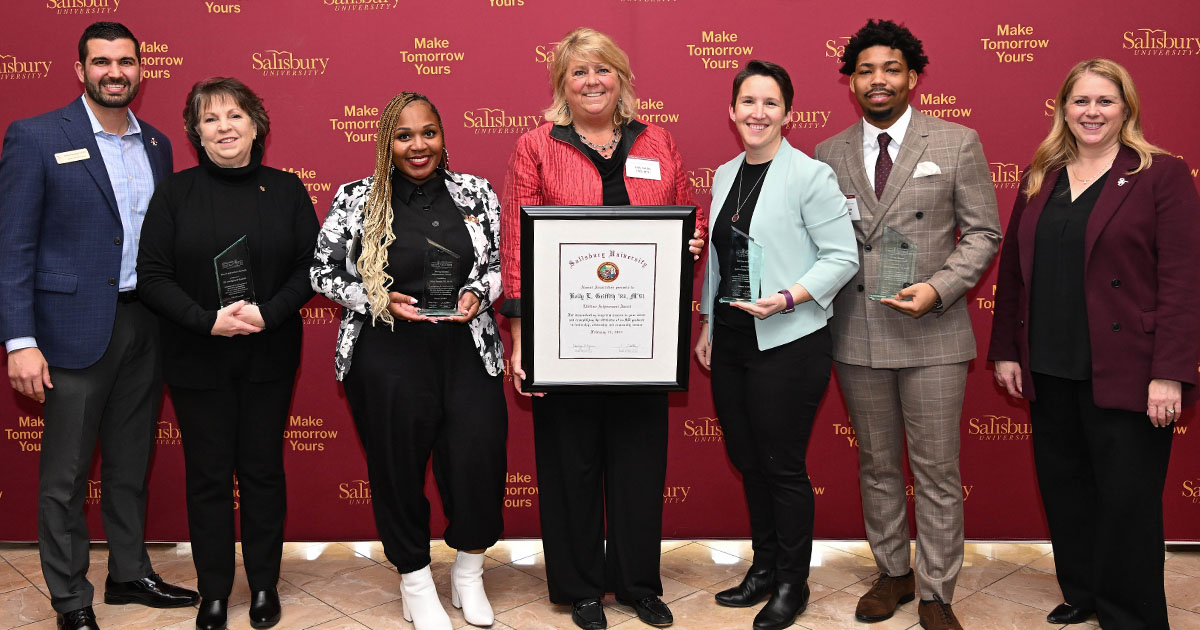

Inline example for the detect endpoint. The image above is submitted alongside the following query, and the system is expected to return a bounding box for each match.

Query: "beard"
[85,76,140,109]
[864,106,897,123]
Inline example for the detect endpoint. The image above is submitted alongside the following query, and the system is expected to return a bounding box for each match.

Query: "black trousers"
[1030,373,1174,630]
[710,324,831,584]
[39,300,160,613]
[531,391,668,603]
[344,321,507,573]
[170,373,294,599]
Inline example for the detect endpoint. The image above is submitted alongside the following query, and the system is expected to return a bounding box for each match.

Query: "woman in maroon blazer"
[988,58,1200,630]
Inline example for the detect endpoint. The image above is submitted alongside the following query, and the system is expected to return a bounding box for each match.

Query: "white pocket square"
[913,161,942,178]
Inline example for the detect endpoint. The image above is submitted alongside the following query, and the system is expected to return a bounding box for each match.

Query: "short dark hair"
[839,19,929,76]
[182,77,271,152]
[731,60,794,113]
[78,22,140,64]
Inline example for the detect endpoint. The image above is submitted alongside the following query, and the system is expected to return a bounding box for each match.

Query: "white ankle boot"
[400,566,451,630]
[451,551,494,627]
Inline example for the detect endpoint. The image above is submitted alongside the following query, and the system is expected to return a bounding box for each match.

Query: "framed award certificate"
[520,205,697,392]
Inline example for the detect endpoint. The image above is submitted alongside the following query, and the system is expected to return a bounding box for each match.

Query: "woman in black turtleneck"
[137,77,318,630]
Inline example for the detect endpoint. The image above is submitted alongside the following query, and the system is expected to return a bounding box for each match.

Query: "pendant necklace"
[731,160,770,223]
[1069,159,1113,186]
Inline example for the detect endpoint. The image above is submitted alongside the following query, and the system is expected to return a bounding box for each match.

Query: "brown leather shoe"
[855,570,915,622]
[918,595,962,630]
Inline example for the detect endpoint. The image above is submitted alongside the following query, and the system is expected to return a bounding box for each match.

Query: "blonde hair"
[358,92,449,326]
[544,27,638,127]
[1024,58,1166,199]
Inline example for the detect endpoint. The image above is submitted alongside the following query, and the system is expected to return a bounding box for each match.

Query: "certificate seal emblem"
[596,261,619,283]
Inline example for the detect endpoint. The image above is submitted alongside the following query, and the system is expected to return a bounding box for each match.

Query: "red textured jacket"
[987,147,1200,412]
[499,120,703,304]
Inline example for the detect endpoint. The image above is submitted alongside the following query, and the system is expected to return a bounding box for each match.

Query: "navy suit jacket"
[0,98,173,369]
[988,146,1200,412]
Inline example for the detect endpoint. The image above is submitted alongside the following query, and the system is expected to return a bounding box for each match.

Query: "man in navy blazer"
[0,22,197,630]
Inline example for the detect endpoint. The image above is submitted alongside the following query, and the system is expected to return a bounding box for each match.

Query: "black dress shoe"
[249,588,281,628]
[1047,602,1094,624]
[570,598,607,630]
[104,572,199,608]
[753,582,810,630]
[616,595,673,627]
[715,565,775,607]
[196,599,228,630]
[57,606,99,630]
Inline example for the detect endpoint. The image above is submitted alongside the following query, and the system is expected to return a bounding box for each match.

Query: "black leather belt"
[117,290,139,304]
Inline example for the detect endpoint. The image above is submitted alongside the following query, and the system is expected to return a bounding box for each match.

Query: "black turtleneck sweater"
[136,145,319,387]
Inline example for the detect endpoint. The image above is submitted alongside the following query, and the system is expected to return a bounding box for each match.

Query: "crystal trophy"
[421,238,463,316]
[869,226,918,301]
[214,235,256,306]
[719,226,764,303]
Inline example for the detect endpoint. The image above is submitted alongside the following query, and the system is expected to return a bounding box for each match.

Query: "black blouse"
[385,169,473,304]
[1029,168,1108,379]
[712,159,772,336]
[565,124,631,206]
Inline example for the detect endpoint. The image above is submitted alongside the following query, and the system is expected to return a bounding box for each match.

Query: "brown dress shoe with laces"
[855,570,915,622]
[918,595,963,630]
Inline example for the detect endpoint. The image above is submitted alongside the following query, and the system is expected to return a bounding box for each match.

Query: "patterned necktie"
[875,132,893,199]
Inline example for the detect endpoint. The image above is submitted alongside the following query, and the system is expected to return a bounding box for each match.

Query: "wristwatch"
[777,290,795,314]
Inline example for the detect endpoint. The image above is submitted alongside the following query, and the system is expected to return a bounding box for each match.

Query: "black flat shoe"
[57,606,99,630]
[570,598,607,630]
[249,588,281,628]
[1046,602,1094,625]
[753,582,809,630]
[616,595,673,627]
[104,572,199,608]
[196,599,227,630]
[715,566,775,608]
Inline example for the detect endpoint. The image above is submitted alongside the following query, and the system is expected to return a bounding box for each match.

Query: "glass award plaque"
[719,226,764,303]
[869,226,918,301]
[421,238,463,316]
[214,235,256,307]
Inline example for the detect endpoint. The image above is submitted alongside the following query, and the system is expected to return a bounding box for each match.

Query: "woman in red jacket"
[499,27,703,630]
[988,58,1200,630]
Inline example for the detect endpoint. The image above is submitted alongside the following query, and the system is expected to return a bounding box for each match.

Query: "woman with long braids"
[310,92,506,630]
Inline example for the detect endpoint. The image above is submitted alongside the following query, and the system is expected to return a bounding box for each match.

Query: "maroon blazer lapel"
[1084,145,1140,270]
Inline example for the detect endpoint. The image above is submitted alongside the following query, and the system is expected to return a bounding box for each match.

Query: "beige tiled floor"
[1,540,1197,630]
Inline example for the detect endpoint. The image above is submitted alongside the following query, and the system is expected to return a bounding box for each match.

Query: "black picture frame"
[520,205,697,392]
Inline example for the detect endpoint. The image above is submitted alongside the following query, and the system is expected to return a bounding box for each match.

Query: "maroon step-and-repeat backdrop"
[2,0,1198,543]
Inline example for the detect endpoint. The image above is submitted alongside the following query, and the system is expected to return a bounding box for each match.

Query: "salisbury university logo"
[596,262,619,283]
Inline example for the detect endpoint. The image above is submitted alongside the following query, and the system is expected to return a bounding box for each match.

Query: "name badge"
[844,195,861,221]
[55,148,90,164]
[625,156,661,180]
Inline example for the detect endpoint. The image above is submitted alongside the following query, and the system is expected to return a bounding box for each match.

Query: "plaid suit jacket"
[814,110,1001,368]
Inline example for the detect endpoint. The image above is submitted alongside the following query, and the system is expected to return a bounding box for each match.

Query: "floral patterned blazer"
[310,168,504,381]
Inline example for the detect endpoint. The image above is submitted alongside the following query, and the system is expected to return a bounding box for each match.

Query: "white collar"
[861,105,912,150]
[80,94,141,137]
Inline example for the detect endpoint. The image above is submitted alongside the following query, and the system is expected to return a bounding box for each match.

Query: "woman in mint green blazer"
[695,60,857,630]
